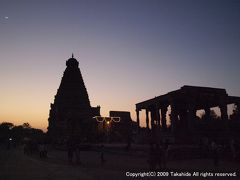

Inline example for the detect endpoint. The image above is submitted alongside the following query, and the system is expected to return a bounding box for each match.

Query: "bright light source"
[93,116,104,122]
[106,121,110,125]
[9,138,12,141]
[112,117,121,122]
[93,116,121,123]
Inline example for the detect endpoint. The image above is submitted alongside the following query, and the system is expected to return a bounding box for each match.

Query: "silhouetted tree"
[0,122,14,143]
[230,104,240,122]
[200,110,220,121]
[198,110,224,131]
[229,104,240,134]
[0,122,45,145]
[22,122,31,129]
[0,122,14,129]
[210,110,220,120]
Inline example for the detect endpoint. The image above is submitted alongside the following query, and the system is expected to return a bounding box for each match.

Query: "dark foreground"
[0,145,239,180]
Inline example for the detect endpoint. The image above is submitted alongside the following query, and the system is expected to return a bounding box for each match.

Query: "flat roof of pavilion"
[136,85,240,110]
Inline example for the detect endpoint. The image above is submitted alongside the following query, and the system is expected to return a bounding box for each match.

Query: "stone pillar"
[170,102,178,133]
[204,107,211,121]
[150,108,155,130]
[187,103,196,133]
[236,101,240,111]
[150,107,157,143]
[145,109,149,130]
[219,98,228,132]
[179,109,187,129]
[161,105,167,131]
[220,104,228,121]
[136,110,140,131]
[156,106,161,129]
[235,101,240,121]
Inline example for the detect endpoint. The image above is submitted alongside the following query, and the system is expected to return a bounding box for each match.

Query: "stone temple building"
[47,55,100,143]
[136,85,240,142]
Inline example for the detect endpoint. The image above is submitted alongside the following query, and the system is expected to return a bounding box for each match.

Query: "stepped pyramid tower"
[47,54,100,142]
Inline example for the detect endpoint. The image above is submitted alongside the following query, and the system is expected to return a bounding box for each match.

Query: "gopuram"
[47,55,100,143]
[136,85,240,142]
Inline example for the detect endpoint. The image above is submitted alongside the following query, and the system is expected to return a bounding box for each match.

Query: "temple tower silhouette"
[47,54,100,142]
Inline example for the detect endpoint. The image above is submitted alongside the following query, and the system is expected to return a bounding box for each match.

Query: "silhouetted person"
[200,137,209,158]
[7,139,11,150]
[39,143,44,158]
[43,143,48,158]
[148,144,156,171]
[230,139,237,161]
[100,144,106,164]
[125,135,131,151]
[155,144,162,170]
[23,143,28,154]
[162,140,169,169]
[211,140,219,166]
[67,139,74,164]
[39,143,48,159]
[236,140,240,162]
[75,144,81,165]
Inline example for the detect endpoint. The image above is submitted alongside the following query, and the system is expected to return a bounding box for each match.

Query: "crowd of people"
[148,140,169,170]
[147,138,240,170]
[200,138,240,166]
[66,138,106,165]
[20,137,240,170]
[23,140,48,159]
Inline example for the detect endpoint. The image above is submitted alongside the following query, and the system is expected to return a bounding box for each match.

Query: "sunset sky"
[1,0,240,131]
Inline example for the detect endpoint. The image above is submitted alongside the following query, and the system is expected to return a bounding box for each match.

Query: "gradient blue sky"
[1,0,240,130]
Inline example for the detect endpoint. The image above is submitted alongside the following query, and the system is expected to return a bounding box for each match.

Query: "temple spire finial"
[72,53,74,58]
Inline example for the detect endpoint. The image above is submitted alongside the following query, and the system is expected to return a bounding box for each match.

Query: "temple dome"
[66,54,79,67]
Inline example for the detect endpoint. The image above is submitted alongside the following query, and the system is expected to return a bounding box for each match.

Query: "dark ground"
[0,144,239,180]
